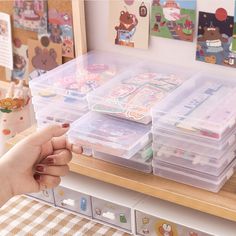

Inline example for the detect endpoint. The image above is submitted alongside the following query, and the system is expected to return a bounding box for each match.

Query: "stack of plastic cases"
[29,51,140,128]
[68,111,153,172]
[70,62,193,172]
[151,73,236,192]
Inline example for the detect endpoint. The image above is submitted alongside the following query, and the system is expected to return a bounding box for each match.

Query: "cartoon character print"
[31,46,58,71]
[49,24,62,44]
[198,26,227,53]
[115,10,138,46]
[12,53,27,79]
[22,1,40,21]
[155,220,178,236]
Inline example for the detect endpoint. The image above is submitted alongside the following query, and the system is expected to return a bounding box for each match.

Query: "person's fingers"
[66,141,83,154]
[40,149,72,166]
[35,164,69,177]
[34,174,61,190]
[51,136,67,150]
[26,124,70,146]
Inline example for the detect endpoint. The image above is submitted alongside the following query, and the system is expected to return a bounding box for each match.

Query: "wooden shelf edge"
[69,155,236,222]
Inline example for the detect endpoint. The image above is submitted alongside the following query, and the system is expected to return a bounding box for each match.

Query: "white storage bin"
[135,196,236,236]
[68,112,152,159]
[56,172,144,233]
[93,143,153,173]
[153,159,236,192]
[152,73,236,141]
[88,62,191,124]
[152,142,236,176]
[54,186,92,217]
[92,197,132,231]
[27,189,55,205]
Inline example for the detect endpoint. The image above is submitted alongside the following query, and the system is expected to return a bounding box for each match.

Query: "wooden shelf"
[6,126,236,222]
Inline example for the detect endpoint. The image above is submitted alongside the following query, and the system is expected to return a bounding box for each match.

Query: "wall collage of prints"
[5,0,75,83]
[110,0,236,69]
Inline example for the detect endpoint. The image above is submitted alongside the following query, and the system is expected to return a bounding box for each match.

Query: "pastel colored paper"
[13,0,47,33]
[48,9,74,58]
[5,38,29,83]
[109,0,150,49]
[150,0,196,42]
[196,2,236,68]
[28,37,62,80]
[0,12,13,70]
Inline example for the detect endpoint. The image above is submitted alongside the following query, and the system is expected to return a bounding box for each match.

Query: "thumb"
[26,124,70,146]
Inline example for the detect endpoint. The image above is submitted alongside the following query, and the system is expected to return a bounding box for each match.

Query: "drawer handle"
[61,198,75,207]
[102,211,115,220]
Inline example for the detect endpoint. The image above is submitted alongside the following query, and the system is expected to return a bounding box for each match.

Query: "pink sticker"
[87,64,109,73]
[109,84,137,98]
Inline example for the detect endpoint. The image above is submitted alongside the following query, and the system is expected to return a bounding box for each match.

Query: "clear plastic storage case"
[88,62,192,124]
[153,159,236,192]
[152,142,236,176]
[93,143,153,173]
[29,51,140,127]
[152,128,236,157]
[67,112,152,159]
[152,73,236,141]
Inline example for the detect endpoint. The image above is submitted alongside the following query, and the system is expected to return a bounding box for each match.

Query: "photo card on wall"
[196,1,236,68]
[150,0,196,42]
[13,0,47,33]
[109,0,150,49]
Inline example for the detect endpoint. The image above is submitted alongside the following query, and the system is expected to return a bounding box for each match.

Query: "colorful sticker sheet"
[91,72,185,124]
[161,82,236,139]
[109,0,150,49]
[13,0,47,33]
[196,2,236,68]
[150,0,196,42]
[48,9,74,58]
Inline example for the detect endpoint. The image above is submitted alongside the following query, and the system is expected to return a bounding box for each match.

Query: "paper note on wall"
[0,12,13,70]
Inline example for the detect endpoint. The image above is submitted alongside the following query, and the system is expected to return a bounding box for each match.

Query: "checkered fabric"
[0,195,131,236]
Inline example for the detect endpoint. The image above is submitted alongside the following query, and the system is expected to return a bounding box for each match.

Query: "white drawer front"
[135,210,214,236]
[28,189,54,205]
[54,186,92,217]
[92,197,132,232]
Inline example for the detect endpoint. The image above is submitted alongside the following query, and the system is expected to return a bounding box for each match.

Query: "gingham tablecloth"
[0,195,131,236]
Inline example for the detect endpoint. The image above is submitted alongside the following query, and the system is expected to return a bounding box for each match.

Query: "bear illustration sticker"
[196,1,236,68]
[5,38,29,83]
[109,0,149,49]
[48,9,75,58]
[150,0,196,42]
[28,36,62,80]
